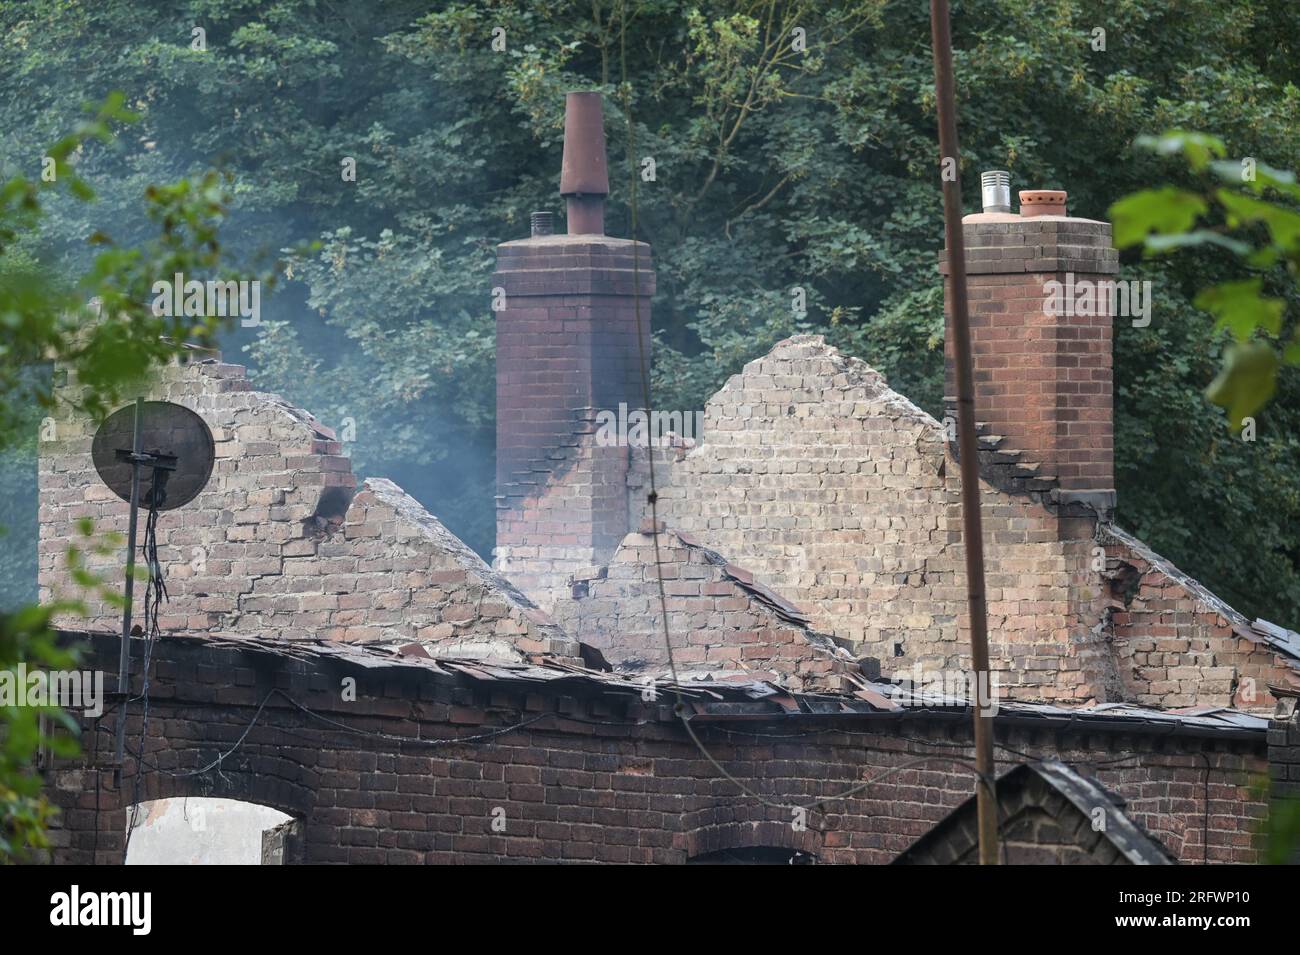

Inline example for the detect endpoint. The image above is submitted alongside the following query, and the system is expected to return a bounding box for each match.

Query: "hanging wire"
[121,482,167,859]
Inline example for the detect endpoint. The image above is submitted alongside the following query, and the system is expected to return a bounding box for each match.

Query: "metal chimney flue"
[980,170,1011,214]
[530,211,554,237]
[559,91,609,235]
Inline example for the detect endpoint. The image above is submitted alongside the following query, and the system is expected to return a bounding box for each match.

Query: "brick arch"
[111,701,321,820]
[57,714,320,864]
[126,760,317,822]
[681,820,823,862]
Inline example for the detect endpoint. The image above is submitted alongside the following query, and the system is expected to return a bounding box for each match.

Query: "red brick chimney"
[492,92,654,610]
[940,176,1120,522]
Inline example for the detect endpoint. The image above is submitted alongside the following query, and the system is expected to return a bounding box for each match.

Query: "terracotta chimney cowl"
[1019,189,1067,217]
[560,91,609,235]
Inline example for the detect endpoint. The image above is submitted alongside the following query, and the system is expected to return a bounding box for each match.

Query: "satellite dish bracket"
[90,397,214,789]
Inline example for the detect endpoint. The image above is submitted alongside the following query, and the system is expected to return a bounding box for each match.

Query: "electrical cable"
[125,688,555,780]
[122,488,166,860]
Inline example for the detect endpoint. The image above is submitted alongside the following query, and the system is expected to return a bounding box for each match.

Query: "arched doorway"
[124,797,297,865]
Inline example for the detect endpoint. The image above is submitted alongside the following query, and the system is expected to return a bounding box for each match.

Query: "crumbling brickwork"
[43,633,1266,865]
[555,524,856,691]
[1100,526,1298,709]
[37,329,1296,707]
[612,335,1296,709]
[650,336,952,653]
[642,336,1103,701]
[38,351,575,661]
[484,105,1297,715]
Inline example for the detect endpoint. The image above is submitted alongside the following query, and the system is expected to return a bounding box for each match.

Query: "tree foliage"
[1112,131,1300,427]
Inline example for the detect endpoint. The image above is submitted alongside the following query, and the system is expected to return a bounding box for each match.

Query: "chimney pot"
[980,171,1011,214]
[560,92,609,235]
[1019,189,1067,217]
[559,91,609,196]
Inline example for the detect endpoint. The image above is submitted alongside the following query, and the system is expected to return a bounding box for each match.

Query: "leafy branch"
[1110,131,1300,429]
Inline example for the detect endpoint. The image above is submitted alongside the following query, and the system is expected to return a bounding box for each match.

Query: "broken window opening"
[124,796,297,865]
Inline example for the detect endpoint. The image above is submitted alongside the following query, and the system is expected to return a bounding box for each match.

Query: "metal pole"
[113,397,143,788]
[929,0,999,864]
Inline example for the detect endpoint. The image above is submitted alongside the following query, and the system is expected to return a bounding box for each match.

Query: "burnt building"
[35,93,1300,864]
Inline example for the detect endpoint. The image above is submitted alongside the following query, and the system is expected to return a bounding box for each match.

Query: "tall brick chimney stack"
[492,92,654,611]
[940,179,1120,526]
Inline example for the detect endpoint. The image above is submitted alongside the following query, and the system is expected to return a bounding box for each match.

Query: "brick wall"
[1101,526,1297,708]
[42,633,1266,864]
[554,524,857,691]
[896,762,1176,865]
[1268,697,1300,861]
[38,350,576,661]
[651,336,952,654]
[35,327,1294,708]
[1269,698,1300,800]
[633,335,1295,709]
[646,336,1100,700]
[940,215,1118,494]
[492,234,654,612]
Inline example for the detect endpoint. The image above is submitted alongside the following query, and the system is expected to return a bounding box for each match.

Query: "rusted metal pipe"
[565,196,605,235]
[560,91,609,235]
[930,0,1000,865]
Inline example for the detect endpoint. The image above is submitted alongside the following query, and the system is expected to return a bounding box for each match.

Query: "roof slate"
[99,631,1266,740]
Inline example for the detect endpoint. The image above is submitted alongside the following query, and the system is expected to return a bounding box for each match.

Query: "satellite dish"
[92,401,214,510]
[90,398,216,791]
